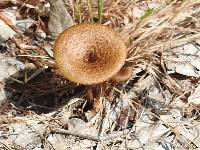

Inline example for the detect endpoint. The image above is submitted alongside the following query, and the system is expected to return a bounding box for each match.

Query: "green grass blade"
[98,0,104,24]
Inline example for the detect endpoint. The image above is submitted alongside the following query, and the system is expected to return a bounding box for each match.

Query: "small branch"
[25,66,48,83]
[50,127,130,142]
[0,14,24,38]
[50,127,100,142]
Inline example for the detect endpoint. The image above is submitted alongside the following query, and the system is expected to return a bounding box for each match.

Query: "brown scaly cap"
[54,23,127,85]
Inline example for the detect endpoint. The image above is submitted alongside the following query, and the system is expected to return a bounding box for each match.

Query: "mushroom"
[110,63,133,82]
[54,23,127,85]
[54,23,132,114]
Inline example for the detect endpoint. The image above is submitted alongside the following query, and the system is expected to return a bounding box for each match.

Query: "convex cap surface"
[54,23,127,85]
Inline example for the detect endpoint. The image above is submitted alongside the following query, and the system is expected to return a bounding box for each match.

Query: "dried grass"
[1,0,200,149]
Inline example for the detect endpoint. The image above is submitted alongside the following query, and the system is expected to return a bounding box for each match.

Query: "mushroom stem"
[86,83,106,114]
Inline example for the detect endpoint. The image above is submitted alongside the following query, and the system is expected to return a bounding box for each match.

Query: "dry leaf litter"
[0,0,200,150]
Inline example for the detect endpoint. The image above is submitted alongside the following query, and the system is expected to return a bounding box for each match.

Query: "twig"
[50,127,100,142]
[114,89,198,149]
[0,141,12,150]
[0,14,23,38]
[25,66,48,83]
[50,127,130,142]
[17,55,50,59]
[99,129,130,141]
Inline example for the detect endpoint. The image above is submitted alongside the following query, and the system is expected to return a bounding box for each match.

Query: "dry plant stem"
[11,37,38,50]
[0,141,12,150]
[86,0,93,22]
[24,66,48,83]
[127,33,200,62]
[67,0,75,21]
[50,127,130,142]
[149,33,200,53]
[0,15,23,38]
[75,1,82,23]
[126,0,200,58]
[51,127,100,141]
[114,89,197,149]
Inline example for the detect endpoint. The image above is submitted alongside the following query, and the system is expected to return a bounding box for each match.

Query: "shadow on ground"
[1,68,85,114]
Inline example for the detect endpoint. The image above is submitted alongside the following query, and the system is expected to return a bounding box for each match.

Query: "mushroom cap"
[110,65,133,82]
[54,23,127,85]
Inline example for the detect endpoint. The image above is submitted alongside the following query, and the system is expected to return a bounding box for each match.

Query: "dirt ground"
[0,0,200,150]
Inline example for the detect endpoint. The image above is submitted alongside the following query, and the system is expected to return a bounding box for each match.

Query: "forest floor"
[0,0,200,150]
